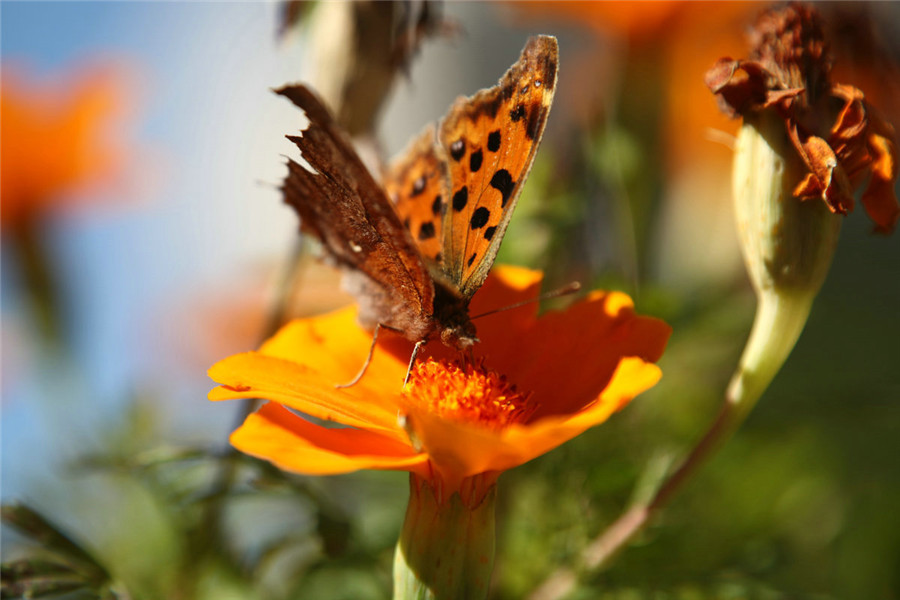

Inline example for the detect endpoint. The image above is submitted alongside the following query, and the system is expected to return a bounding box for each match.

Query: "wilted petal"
[861,116,900,233]
[790,131,854,215]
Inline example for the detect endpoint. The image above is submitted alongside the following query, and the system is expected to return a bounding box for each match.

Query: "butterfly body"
[279,35,558,365]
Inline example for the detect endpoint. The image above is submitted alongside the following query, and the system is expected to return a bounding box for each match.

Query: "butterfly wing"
[438,35,558,298]
[381,125,448,266]
[277,85,436,341]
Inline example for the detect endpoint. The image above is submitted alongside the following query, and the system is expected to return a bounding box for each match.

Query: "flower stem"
[394,474,496,600]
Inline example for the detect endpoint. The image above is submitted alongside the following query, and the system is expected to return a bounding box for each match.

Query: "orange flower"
[0,61,135,230]
[208,266,670,498]
[706,3,900,233]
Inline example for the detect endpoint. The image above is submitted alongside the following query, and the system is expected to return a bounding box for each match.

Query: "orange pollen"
[403,360,534,429]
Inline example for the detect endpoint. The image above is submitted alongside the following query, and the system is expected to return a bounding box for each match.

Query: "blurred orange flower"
[1,61,136,230]
[208,266,670,500]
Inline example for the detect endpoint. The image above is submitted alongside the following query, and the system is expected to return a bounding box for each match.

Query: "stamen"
[403,360,533,429]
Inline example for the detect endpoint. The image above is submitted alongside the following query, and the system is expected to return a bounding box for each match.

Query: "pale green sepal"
[393,474,496,600]
[728,112,842,411]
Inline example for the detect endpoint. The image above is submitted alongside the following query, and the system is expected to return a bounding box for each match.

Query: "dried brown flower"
[706,2,899,232]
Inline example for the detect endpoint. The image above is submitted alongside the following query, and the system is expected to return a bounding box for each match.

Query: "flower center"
[403,360,533,429]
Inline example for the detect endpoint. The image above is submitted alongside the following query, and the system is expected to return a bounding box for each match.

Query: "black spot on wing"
[511,104,525,122]
[418,221,436,241]
[450,139,465,161]
[490,169,515,207]
[467,252,477,267]
[452,186,468,211]
[434,252,442,263]
[403,217,411,231]
[469,148,483,173]
[470,207,490,229]
[484,226,497,241]
[431,195,442,216]
[487,130,501,152]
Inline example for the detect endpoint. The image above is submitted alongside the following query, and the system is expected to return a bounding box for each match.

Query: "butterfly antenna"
[336,324,382,389]
[470,281,581,321]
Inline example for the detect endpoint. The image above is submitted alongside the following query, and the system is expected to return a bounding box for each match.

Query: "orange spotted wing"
[436,35,558,297]
[381,125,447,266]
[280,35,558,353]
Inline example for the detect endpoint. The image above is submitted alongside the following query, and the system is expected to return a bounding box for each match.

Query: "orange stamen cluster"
[403,360,534,429]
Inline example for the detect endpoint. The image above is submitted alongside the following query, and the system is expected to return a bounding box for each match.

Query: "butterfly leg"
[403,340,425,389]
[465,345,476,366]
[335,324,381,389]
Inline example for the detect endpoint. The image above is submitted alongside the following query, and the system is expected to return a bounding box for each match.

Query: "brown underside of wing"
[277,85,436,340]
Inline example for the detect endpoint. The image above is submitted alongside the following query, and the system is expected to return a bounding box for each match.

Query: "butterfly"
[278,35,558,383]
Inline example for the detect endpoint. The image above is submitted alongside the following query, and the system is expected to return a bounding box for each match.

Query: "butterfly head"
[439,319,479,352]
[433,282,479,351]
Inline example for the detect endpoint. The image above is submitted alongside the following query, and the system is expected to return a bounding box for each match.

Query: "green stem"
[15,223,63,345]
[725,288,814,412]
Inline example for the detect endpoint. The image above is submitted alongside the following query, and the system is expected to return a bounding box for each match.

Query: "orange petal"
[469,265,543,325]
[260,306,407,389]
[232,403,428,476]
[404,358,662,483]
[208,351,405,439]
[503,358,663,464]
[495,290,670,419]
[466,265,545,365]
[402,404,525,489]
